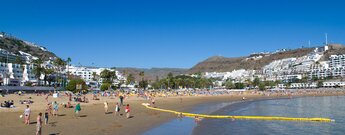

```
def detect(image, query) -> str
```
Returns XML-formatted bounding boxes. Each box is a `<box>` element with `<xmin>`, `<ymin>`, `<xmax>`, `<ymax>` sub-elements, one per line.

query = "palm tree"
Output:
<box><xmin>139</xmin><ymin>71</ymin><xmax>145</xmax><ymax>90</ymax></box>
<box><xmin>92</xmin><ymin>72</ymin><xmax>98</xmax><ymax>81</ymax></box>
<box><xmin>43</xmin><ymin>68</ymin><xmax>54</xmax><ymax>86</ymax></box>
<box><xmin>126</xmin><ymin>74</ymin><xmax>135</xmax><ymax>85</ymax></box>
<box><xmin>66</xmin><ymin>57</ymin><xmax>72</xmax><ymax>82</ymax></box>
<box><xmin>53</xmin><ymin>58</ymin><xmax>66</xmax><ymax>88</ymax></box>
<box><xmin>139</xmin><ymin>71</ymin><xmax>145</xmax><ymax>80</ymax></box>
<box><xmin>33</xmin><ymin>59</ymin><xmax>43</xmax><ymax>86</ymax></box>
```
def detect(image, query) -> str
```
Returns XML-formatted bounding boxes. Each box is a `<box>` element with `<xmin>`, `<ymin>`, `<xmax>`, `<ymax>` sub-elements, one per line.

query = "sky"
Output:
<box><xmin>1</xmin><ymin>0</ymin><xmax>345</xmax><ymax>68</ymax></box>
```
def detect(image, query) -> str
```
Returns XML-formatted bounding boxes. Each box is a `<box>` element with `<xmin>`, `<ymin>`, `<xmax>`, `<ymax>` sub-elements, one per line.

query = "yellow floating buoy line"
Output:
<box><xmin>142</xmin><ymin>103</ymin><xmax>334</xmax><ymax>122</ymax></box>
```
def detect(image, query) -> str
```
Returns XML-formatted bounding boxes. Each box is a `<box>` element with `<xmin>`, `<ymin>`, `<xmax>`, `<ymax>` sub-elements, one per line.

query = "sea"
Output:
<box><xmin>143</xmin><ymin>96</ymin><xmax>345</xmax><ymax>135</ymax></box>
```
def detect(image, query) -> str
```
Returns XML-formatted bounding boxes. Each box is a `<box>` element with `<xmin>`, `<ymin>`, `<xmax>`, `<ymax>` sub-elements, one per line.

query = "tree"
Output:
<box><xmin>317</xmin><ymin>81</ymin><xmax>324</xmax><ymax>88</ymax></box>
<box><xmin>138</xmin><ymin>71</ymin><xmax>148</xmax><ymax>90</ymax></box>
<box><xmin>43</xmin><ymin>68</ymin><xmax>54</xmax><ymax>86</ymax></box>
<box><xmin>100</xmin><ymin>83</ymin><xmax>111</xmax><ymax>91</ymax></box>
<box><xmin>92</xmin><ymin>72</ymin><xmax>98</xmax><ymax>81</ymax></box>
<box><xmin>100</xmin><ymin>69</ymin><xmax>116</xmax><ymax>84</ymax></box>
<box><xmin>33</xmin><ymin>59</ymin><xmax>43</xmax><ymax>86</ymax></box>
<box><xmin>224</xmin><ymin>80</ymin><xmax>235</xmax><ymax>89</ymax></box>
<box><xmin>126</xmin><ymin>74</ymin><xmax>135</xmax><ymax>85</ymax></box>
<box><xmin>167</xmin><ymin>72</ymin><xmax>173</xmax><ymax>79</ymax></box>
<box><xmin>139</xmin><ymin>80</ymin><xmax>149</xmax><ymax>90</ymax></box>
<box><xmin>53</xmin><ymin>58</ymin><xmax>66</xmax><ymax>87</ymax></box>
<box><xmin>253</xmin><ymin>77</ymin><xmax>261</xmax><ymax>87</ymax></box>
<box><xmin>234</xmin><ymin>83</ymin><xmax>245</xmax><ymax>89</ymax></box>
<box><xmin>66</xmin><ymin>78</ymin><xmax>88</xmax><ymax>93</ymax></box>
<box><xmin>66</xmin><ymin>57</ymin><xmax>72</xmax><ymax>84</ymax></box>
<box><xmin>259</xmin><ymin>82</ymin><xmax>266</xmax><ymax>91</ymax></box>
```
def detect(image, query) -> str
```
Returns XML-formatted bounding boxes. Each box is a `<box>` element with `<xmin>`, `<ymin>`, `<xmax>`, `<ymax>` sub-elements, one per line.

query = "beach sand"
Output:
<box><xmin>0</xmin><ymin>90</ymin><xmax>344</xmax><ymax>135</ymax></box>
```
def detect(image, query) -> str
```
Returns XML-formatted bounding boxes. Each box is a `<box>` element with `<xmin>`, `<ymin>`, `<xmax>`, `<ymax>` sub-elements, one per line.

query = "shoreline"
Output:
<box><xmin>0</xmin><ymin>90</ymin><xmax>344</xmax><ymax>135</ymax></box>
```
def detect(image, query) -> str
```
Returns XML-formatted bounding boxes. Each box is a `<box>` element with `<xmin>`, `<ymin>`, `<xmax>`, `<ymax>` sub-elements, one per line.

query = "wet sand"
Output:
<box><xmin>0</xmin><ymin>90</ymin><xmax>344</xmax><ymax>135</ymax></box>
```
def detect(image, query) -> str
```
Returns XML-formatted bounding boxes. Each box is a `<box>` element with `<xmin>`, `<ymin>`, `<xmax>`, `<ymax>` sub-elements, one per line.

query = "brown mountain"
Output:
<box><xmin>319</xmin><ymin>44</ymin><xmax>345</xmax><ymax>61</ymax></box>
<box><xmin>188</xmin><ymin>48</ymin><xmax>315</xmax><ymax>73</ymax></box>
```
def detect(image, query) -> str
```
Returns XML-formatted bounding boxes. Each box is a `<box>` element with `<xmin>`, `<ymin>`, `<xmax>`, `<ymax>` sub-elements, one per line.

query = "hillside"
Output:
<box><xmin>0</xmin><ymin>33</ymin><xmax>57</xmax><ymax>60</ymax></box>
<box><xmin>188</xmin><ymin>48</ymin><xmax>315</xmax><ymax>73</ymax></box>
<box><xmin>117</xmin><ymin>67</ymin><xmax>187</xmax><ymax>81</ymax></box>
<box><xmin>319</xmin><ymin>44</ymin><xmax>345</xmax><ymax>61</ymax></box>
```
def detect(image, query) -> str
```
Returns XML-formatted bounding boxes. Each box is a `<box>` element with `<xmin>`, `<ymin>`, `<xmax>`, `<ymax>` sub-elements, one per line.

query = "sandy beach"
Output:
<box><xmin>0</xmin><ymin>90</ymin><xmax>344</xmax><ymax>135</ymax></box>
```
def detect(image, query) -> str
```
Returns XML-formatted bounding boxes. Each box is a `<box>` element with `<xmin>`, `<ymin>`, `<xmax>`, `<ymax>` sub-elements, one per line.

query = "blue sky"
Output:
<box><xmin>1</xmin><ymin>0</ymin><xmax>345</xmax><ymax>68</ymax></box>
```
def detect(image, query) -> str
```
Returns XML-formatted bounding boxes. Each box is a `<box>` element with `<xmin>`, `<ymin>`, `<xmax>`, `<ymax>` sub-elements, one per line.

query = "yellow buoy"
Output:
<box><xmin>142</xmin><ymin>103</ymin><xmax>334</xmax><ymax>122</ymax></box>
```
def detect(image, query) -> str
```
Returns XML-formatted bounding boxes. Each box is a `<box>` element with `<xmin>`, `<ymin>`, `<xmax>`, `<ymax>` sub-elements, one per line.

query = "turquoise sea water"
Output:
<box><xmin>193</xmin><ymin>96</ymin><xmax>345</xmax><ymax>135</ymax></box>
<box><xmin>144</xmin><ymin>96</ymin><xmax>345</xmax><ymax>135</ymax></box>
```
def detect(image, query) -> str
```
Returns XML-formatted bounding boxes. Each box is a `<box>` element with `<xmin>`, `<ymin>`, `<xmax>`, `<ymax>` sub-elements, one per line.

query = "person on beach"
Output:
<box><xmin>53</xmin><ymin>101</ymin><xmax>58</xmax><ymax>116</ymax></box>
<box><xmin>36</xmin><ymin>113</ymin><xmax>42</xmax><ymax>135</ymax></box>
<box><xmin>115</xmin><ymin>103</ymin><xmax>120</xmax><ymax>116</ymax></box>
<box><xmin>44</xmin><ymin>110</ymin><xmax>49</xmax><ymax>125</ymax></box>
<box><xmin>194</xmin><ymin>116</ymin><xmax>201</xmax><ymax>124</ymax></box>
<box><xmin>177</xmin><ymin>113</ymin><xmax>184</xmax><ymax>121</ymax></box>
<box><xmin>151</xmin><ymin>97</ymin><xmax>155</xmax><ymax>108</ymax></box>
<box><xmin>75</xmin><ymin>103</ymin><xmax>81</xmax><ymax>117</ymax></box>
<box><xmin>47</xmin><ymin>103</ymin><xmax>52</xmax><ymax>116</ymax></box>
<box><xmin>119</xmin><ymin>95</ymin><xmax>124</xmax><ymax>106</ymax></box>
<box><xmin>23</xmin><ymin>105</ymin><xmax>31</xmax><ymax>125</ymax></box>
<box><xmin>125</xmin><ymin>104</ymin><xmax>130</xmax><ymax>119</ymax></box>
<box><xmin>104</xmin><ymin>101</ymin><xmax>109</xmax><ymax>114</ymax></box>
<box><xmin>69</xmin><ymin>93</ymin><xmax>72</xmax><ymax>102</ymax></box>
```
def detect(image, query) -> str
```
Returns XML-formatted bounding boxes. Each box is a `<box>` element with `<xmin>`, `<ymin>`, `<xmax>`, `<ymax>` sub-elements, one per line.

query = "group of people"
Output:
<box><xmin>0</xmin><ymin>100</ymin><xmax>14</xmax><ymax>108</ymax></box>
<box><xmin>104</xmin><ymin>101</ymin><xmax>131</xmax><ymax>119</ymax></box>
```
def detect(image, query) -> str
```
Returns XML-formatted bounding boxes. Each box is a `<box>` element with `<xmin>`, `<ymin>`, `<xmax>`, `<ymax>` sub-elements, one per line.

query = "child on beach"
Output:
<box><xmin>125</xmin><ymin>104</ymin><xmax>130</xmax><ymax>119</ymax></box>
<box><xmin>115</xmin><ymin>103</ymin><xmax>120</xmax><ymax>116</ymax></box>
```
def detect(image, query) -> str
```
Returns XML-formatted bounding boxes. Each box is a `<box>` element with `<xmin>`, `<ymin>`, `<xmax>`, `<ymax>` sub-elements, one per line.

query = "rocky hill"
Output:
<box><xmin>188</xmin><ymin>47</ymin><xmax>315</xmax><ymax>73</ymax></box>
<box><xmin>319</xmin><ymin>44</ymin><xmax>345</xmax><ymax>61</ymax></box>
<box><xmin>0</xmin><ymin>33</ymin><xmax>57</xmax><ymax>61</ymax></box>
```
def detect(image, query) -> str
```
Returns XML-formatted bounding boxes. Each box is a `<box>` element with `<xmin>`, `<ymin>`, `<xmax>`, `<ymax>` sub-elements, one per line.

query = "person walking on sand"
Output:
<box><xmin>125</xmin><ymin>104</ymin><xmax>130</xmax><ymax>119</ymax></box>
<box><xmin>23</xmin><ymin>105</ymin><xmax>31</xmax><ymax>125</ymax></box>
<box><xmin>47</xmin><ymin>103</ymin><xmax>52</xmax><ymax>116</ymax></box>
<box><xmin>53</xmin><ymin>101</ymin><xmax>59</xmax><ymax>117</ymax></box>
<box><xmin>44</xmin><ymin>110</ymin><xmax>49</xmax><ymax>125</ymax></box>
<box><xmin>36</xmin><ymin>113</ymin><xmax>42</xmax><ymax>135</ymax></box>
<box><xmin>151</xmin><ymin>97</ymin><xmax>155</xmax><ymax>108</ymax></box>
<box><xmin>115</xmin><ymin>103</ymin><xmax>120</xmax><ymax>116</ymax></box>
<box><xmin>104</xmin><ymin>101</ymin><xmax>108</xmax><ymax>114</ymax></box>
<box><xmin>119</xmin><ymin>95</ymin><xmax>124</xmax><ymax>106</ymax></box>
<box><xmin>75</xmin><ymin>103</ymin><xmax>81</xmax><ymax>118</ymax></box>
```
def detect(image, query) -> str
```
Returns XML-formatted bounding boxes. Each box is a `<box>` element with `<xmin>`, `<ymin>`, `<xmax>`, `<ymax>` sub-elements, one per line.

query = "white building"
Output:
<box><xmin>323</xmin><ymin>81</ymin><xmax>345</xmax><ymax>87</ymax></box>
<box><xmin>290</xmin><ymin>83</ymin><xmax>317</xmax><ymax>89</ymax></box>
<box><xmin>277</xmin><ymin>74</ymin><xmax>302</xmax><ymax>83</ymax></box>
<box><xmin>309</xmin><ymin>54</ymin><xmax>345</xmax><ymax>79</ymax></box>
<box><xmin>0</xmin><ymin>62</ymin><xmax>37</xmax><ymax>86</ymax></box>
<box><xmin>204</xmin><ymin>69</ymin><xmax>256</xmax><ymax>82</ymax></box>
<box><xmin>67</xmin><ymin>66</ymin><xmax>126</xmax><ymax>88</ymax></box>
<box><xmin>329</xmin><ymin>55</ymin><xmax>345</xmax><ymax>68</ymax></box>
